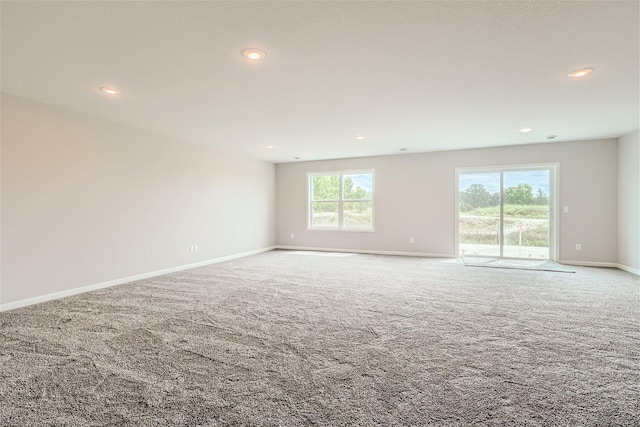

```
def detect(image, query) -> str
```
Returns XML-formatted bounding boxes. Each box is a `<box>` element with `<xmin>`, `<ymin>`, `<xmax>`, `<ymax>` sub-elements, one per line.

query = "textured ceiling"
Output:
<box><xmin>1</xmin><ymin>1</ymin><xmax>638</xmax><ymax>163</ymax></box>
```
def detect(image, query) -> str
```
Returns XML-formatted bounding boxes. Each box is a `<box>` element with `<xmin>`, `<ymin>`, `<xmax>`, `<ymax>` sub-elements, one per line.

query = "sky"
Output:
<box><xmin>348</xmin><ymin>173</ymin><xmax>374</xmax><ymax>192</ymax></box>
<box><xmin>459</xmin><ymin>170</ymin><xmax>550</xmax><ymax>195</ymax></box>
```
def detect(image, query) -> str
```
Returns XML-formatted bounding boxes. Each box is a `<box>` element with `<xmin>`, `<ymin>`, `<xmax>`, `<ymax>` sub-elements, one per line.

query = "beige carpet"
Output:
<box><xmin>0</xmin><ymin>250</ymin><xmax>638</xmax><ymax>425</ymax></box>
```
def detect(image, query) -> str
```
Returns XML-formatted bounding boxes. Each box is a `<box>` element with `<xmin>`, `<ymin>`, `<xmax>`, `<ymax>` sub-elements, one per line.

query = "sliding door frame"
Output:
<box><xmin>455</xmin><ymin>163</ymin><xmax>559</xmax><ymax>261</ymax></box>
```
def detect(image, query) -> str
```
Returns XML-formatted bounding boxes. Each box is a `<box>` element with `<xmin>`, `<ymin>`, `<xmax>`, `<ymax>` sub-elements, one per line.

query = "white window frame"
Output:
<box><xmin>307</xmin><ymin>169</ymin><xmax>375</xmax><ymax>232</ymax></box>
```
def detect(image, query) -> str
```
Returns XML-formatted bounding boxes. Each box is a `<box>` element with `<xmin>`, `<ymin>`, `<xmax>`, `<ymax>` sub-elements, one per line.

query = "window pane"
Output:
<box><xmin>343</xmin><ymin>201</ymin><xmax>373</xmax><ymax>229</ymax></box>
<box><xmin>343</xmin><ymin>173</ymin><xmax>373</xmax><ymax>200</ymax></box>
<box><xmin>311</xmin><ymin>202</ymin><xmax>339</xmax><ymax>227</ymax></box>
<box><xmin>312</xmin><ymin>175</ymin><xmax>340</xmax><ymax>200</ymax></box>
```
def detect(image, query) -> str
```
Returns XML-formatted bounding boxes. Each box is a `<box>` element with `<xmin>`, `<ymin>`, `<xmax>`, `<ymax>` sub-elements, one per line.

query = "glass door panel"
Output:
<box><xmin>458</xmin><ymin>172</ymin><xmax>501</xmax><ymax>257</ymax></box>
<box><xmin>502</xmin><ymin>170</ymin><xmax>550</xmax><ymax>259</ymax></box>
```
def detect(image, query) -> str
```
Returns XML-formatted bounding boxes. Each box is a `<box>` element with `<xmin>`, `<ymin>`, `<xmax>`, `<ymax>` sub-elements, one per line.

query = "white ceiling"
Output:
<box><xmin>1</xmin><ymin>1</ymin><xmax>638</xmax><ymax>163</ymax></box>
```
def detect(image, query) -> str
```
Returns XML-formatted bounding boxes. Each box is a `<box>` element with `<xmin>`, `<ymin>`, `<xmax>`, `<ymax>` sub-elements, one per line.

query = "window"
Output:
<box><xmin>308</xmin><ymin>170</ymin><xmax>374</xmax><ymax>230</ymax></box>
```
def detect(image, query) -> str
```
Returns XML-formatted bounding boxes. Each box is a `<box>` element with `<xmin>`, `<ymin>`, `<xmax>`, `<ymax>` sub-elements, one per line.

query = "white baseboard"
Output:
<box><xmin>615</xmin><ymin>263</ymin><xmax>640</xmax><ymax>276</ymax></box>
<box><xmin>560</xmin><ymin>260</ymin><xmax>639</xmax><ymax>275</ymax></box>
<box><xmin>559</xmin><ymin>260</ymin><xmax>619</xmax><ymax>268</ymax></box>
<box><xmin>276</xmin><ymin>245</ymin><xmax>454</xmax><ymax>258</ymax></box>
<box><xmin>3</xmin><ymin>246</ymin><xmax>633</xmax><ymax>312</ymax></box>
<box><xmin>0</xmin><ymin>246</ymin><xmax>276</xmax><ymax>312</ymax></box>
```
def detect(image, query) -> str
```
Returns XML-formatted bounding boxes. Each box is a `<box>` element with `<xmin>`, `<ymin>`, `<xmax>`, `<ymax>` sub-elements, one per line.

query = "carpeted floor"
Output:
<box><xmin>462</xmin><ymin>257</ymin><xmax>576</xmax><ymax>273</ymax></box>
<box><xmin>0</xmin><ymin>250</ymin><xmax>638</xmax><ymax>426</ymax></box>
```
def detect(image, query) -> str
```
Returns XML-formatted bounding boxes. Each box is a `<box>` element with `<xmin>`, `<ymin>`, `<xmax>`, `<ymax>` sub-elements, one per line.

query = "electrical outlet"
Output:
<box><xmin>576</xmin><ymin>243</ymin><xmax>582</xmax><ymax>251</ymax></box>
<box><xmin>194</xmin><ymin>245</ymin><xmax>198</xmax><ymax>253</ymax></box>
<box><xmin>190</xmin><ymin>245</ymin><xmax>194</xmax><ymax>253</ymax></box>
<box><xmin>410</xmin><ymin>237</ymin><xmax>415</xmax><ymax>244</ymax></box>
<box><xmin>563</xmin><ymin>206</ymin><xmax>569</xmax><ymax>213</ymax></box>
<box><xmin>290</xmin><ymin>233</ymin><xmax>294</xmax><ymax>239</ymax></box>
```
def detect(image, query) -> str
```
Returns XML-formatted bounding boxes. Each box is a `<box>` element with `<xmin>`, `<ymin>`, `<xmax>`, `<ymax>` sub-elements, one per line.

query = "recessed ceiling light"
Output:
<box><xmin>242</xmin><ymin>48</ymin><xmax>266</xmax><ymax>60</ymax></box>
<box><xmin>520</xmin><ymin>127</ymin><xmax>533</xmax><ymax>133</ymax></box>
<box><xmin>266</xmin><ymin>145</ymin><xmax>274</xmax><ymax>149</ymax></box>
<box><xmin>100</xmin><ymin>87</ymin><xmax>121</xmax><ymax>95</ymax></box>
<box><xmin>568</xmin><ymin>68</ymin><xmax>594</xmax><ymax>78</ymax></box>
<box><xmin>400</xmin><ymin>148</ymin><xmax>407</xmax><ymax>151</ymax></box>
<box><xmin>546</xmin><ymin>135</ymin><xmax>557</xmax><ymax>140</ymax></box>
<box><xmin>294</xmin><ymin>157</ymin><xmax>301</xmax><ymax>160</ymax></box>
<box><xmin>355</xmin><ymin>136</ymin><xmax>365</xmax><ymax>141</ymax></box>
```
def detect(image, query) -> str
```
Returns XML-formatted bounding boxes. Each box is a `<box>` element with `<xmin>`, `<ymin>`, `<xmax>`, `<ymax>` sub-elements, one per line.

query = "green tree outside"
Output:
<box><xmin>504</xmin><ymin>183</ymin><xmax>534</xmax><ymax>205</ymax></box>
<box><xmin>313</xmin><ymin>175</ymin><xmax>372</xmax><ymax>200</ymax></box>
<box><xmin>535</xmin><ymin>187</ymin><xmax>549</xmax><ymax>206</ymax></box>
<box><xmin>343</xmin><ymin>176</ymin><xmax>371</xmax><ymax>200</ymax></box>
<box><xmin>460</xmin><ymin>184</ymin><xmax>494</xmax><ymax>212</ymax></box>
<box><xmin>312</xmin><ymin>175</ymin><xmax>340</xmax><ymax>200</ymax></box>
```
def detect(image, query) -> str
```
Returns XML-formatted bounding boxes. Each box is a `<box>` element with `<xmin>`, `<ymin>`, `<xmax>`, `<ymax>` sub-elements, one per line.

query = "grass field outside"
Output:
<box><xmin>460</xmin><ymin>204</ymin><xmax>549</xmax><ymax>258</ymax></box>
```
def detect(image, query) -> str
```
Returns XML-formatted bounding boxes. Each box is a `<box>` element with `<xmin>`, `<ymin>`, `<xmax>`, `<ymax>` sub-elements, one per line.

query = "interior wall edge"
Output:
<box><xmin>614</xmin><ymin>263</ymin><xmax>640</xmax><ymax>276</ymax></box>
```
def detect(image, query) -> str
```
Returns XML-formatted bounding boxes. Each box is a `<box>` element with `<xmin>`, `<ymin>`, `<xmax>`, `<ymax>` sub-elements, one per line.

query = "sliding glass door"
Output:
<box><xmin>457</xmin><ymin>165</ymin><xmax>556</xmax><ymax>260</ymax></box>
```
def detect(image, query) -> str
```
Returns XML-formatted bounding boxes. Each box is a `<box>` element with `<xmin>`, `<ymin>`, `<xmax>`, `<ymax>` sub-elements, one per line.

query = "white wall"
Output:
<box><xmin>276</xmin><ymin>139</ymin><xmax>619</xmax><ymax>264</ymax></box>
<box><xmin>1</xmin><ymin>94</ymin><xmax>276</xmax><ymax>306</ymax></box>
<box><xmin>617</xmin><ymin>130</ymin><xmax>640</xmax><ymax>273</ymax></box>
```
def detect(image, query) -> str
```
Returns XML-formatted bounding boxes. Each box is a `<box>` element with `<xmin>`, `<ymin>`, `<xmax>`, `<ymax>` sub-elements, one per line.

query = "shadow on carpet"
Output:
<box><xmin>463</xmin><ymin>257</ymin><xmax>576</xmax><ymax>273</ymax></box>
